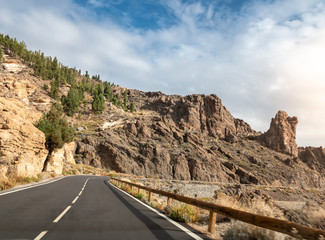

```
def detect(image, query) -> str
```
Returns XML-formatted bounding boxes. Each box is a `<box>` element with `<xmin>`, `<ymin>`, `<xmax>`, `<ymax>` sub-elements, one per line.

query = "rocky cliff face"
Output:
<box><xmin>0</xmin><ymin>97</ymin><xmax>48</xmax><ymax>180</ymax></box>
<box><xmin>129</xmin><ymin>91</ymin><xmax>255</xmax><ymax>139</ymax></box>
<box><xmin>259</xmin><ymin>111</ymin><xmax>298</xmax><ymax>157</ymax></box>
<box><xmin>299</xmin><ymin>147</ymin><xmax>325</xmax><ymax>172</ymax></box>
<box><xmin>75</xmin><ymin>93</ymin><xmax>325</xmax><ymax>187</ymax></box>
<box><xmin>0</xmin><ymin>48</ymin><xmax>53</xmax><ymax>180</ymax></box>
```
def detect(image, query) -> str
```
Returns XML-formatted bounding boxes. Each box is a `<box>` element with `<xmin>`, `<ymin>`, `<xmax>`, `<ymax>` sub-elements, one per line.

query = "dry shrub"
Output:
<box><xmin>309</xmin><ymin>208</ymin><xmax>325</xmax><ymax>230</ymax></box>
<box><xmin>214</xmin><ymin>192</ymin><xmax>284</xmax><ymax>220</ymax></box>
<box><xmin>223</xmin><ymin>222</ymin><xmax>294</xmax><ymax>240</ymax></box>
<box><xmin>214</xmin><ymin>193</ymin><xmax>243</xmax><ymax>209</ymax></box>
<box><xmin>0</xmin><ymin>179</ymin><xmax>13</xmax><ymax>190</ymax></box>
<box><xmin>223</xmin><ymin>222</ymin><xmax>276</xmax><ymax>240</ymax></box>
<box><xmin>0</xmin><ymin>174</ymin><xmax>43</xmax><ymax>191</ymax></box>
<box><xmin>166</xmin><ymin>204</ymin><xmax>199</xmax><ymax>223</ymax></box>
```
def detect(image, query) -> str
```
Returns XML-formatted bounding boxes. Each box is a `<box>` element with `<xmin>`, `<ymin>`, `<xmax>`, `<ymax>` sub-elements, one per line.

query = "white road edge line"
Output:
<box><xmin>108</xmin><ymin>181</ymin><xmax>203</xmax><ymax>240</ymax></box>
<box><xmin>53</xmin><ymin>206</ymin><xmax>71</xmax><ymax>223</ymax></box>
<box><xmin>34</xmin><ymin>230</ymin><xmax>48</xmax><ymax>240</ymax></box>
<box><xmin>0</xmin><ymin>177</ymin><xmax>67</xmax><ymax>196</ymax></box>
<box><xmin>72</xmin><ymin>196</ymin><xmax>79</xmax><ymax>204</ymax></box>
<box><xmin>78</xmin><ymin>191</ymin><xmax>83</xmax><ymax>196</ymax></box>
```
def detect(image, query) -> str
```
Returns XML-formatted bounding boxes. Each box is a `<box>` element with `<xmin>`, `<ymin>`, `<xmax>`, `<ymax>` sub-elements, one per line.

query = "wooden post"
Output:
<box><xmin>167</xmin><ymin>197</ymin><xmax>172</xmax><ymax>207</ymax></box>
<box><xmin>148</xmin><ymin>191</ymin><xmax>152</xmax><ymax>202</ymax></box>
<box><xmin>208</xmin><ymin>211</ymin><xmax>216</xmax><ymax>233</ymax></box>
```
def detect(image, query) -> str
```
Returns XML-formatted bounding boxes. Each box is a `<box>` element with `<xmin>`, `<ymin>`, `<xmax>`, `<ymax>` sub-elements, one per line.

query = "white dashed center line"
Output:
<box><xmin>33</xmin><ymin>178</ymin><xmax>91</xmax><ymax>239</ymax></box>
<box><xmin>53</xmin><ymin>206</ymin><xmax>71</xmax><ymax>223</ymax></box>
<box><xmin>72</xmin><ymin>195</ymin><xmax>79</xmax><ymax>204</ymax></box>
<box><xmin>34</xmin><ymin>230</ymin><xmax>48</xmax><ymax>240</ymax></box>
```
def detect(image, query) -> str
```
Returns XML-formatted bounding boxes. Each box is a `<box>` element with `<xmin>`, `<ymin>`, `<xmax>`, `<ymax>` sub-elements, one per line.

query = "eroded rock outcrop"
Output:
<box><xmin>0</xmin><ymin>97</ymin><xmax>48</xmax><ymax>180</ymax></box>
<box><xmin>260</xmin><ymin>111</ymin><xmax>298</xmax><ymax>157</ymax></box>
<box><xmin>46</xmin><ymin>142</ymin><xmax>76</xmax><ymax>175</ymax></box>
<box><xmin>131</xmin><ymin>91</ymin><xmax>255</xmax><ymax>139</ymax></box>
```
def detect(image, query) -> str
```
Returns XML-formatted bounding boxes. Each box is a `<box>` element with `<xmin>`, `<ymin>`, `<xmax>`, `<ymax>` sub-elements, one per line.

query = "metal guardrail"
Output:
<box><xmin>111</xmin><ymin>178</ymin><xmax>325</xmax><ymax>239</ymax></box>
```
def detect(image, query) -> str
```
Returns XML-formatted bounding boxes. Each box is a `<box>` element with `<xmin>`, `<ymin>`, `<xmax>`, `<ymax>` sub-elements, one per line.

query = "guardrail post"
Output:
<box><xmin>167</xmin><ymin>197</ymin><xmax>172</xmax><ymax>207</ymax></box>
<box><xmin>148</xmin><ymin>191</ymin><xmax>152</xmax><ymax>202</ymax></box>
<box><xmin>208</xmin><ymin>211</ymin><xmax>216</xmax><ymax>233</ymax></box>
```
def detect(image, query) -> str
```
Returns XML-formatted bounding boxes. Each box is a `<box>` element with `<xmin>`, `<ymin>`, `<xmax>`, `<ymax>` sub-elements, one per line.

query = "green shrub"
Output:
<box><xmin>135</xmin><ymin>192</ymin><xmax>145</xmax><ymax>200</ymax></box>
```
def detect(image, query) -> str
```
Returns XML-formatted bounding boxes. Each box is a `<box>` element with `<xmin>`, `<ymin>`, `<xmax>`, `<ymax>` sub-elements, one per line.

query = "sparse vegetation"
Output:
<box><xmin>0</xmin><ymin>174</ymin><xmax>43</xmax><ymax>191</ymax></box>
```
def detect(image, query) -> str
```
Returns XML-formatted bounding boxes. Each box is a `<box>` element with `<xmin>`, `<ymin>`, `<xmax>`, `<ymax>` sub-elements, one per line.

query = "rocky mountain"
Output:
<box><xmin>0</xmin><ymin>45</ymin><xmax>324</xmax><ymax>188</ymax></box>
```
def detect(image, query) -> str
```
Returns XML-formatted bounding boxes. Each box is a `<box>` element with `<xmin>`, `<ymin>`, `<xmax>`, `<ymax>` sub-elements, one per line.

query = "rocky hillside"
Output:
<box><xmin>0</xmin><ymin>45</ymin><xmax>324</xmax><ymax>188</ymax></box>
<box><xmin>0</xmin><ymin>47</ymin><xmax>74</xmax><ymax>182</ymax></box>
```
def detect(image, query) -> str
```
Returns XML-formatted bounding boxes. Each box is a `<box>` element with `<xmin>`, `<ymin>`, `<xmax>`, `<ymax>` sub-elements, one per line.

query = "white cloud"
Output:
<box><xmin>0</xmin><ymin>0</ymin><xmax>325</xmax><ymax>146</ymax></box>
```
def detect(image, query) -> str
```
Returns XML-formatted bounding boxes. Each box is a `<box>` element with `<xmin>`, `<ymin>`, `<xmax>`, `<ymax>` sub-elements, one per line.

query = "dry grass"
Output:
<box><xmin>0</xmin><ymin>174</ymin><xmax>43</xmax><ymax>191</ymax></box>
<box><xmin>222</xmin><ymin>221</ymin><xmax>296</xmax><ymax>240</ymax></box>
<box><xmin>166</xmin><ymin>203</ymin><xmax>200</xmax><ymax>223</ymax></box>
<box><xmin>213</xmin><ymin>192</ymin><xmax>284</xmax><ymax>219</ymax></box>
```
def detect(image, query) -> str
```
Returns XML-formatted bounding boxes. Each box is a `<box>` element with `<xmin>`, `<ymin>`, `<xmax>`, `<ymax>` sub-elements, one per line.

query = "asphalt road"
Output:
<box><xmin>0</xmin><ymin>175</ymin><xmax>208</xmax><ymax>240</ymax></box>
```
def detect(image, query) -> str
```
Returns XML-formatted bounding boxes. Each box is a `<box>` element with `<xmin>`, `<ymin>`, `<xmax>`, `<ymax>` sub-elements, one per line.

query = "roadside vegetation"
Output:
<box><xmin>110</xmin><ymin>177</ymin><xmax>325</xmax><ymax>240</ymax></box>
<box><xmin>0</xmin><ymin>174</ymin><xmax>43</xmax><ymax>191</ymax></box>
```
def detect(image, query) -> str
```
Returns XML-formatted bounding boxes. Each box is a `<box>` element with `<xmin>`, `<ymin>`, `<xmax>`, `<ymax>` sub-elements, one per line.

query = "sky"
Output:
<box><xmin>0</xmin><ymin>0</ymin><xmax>324</xmax><ymax>147</ymax></box>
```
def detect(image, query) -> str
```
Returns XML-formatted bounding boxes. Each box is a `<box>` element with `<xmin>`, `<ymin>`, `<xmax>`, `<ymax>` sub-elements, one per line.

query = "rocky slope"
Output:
<box><xmin>0</xmin><ymin>46</ymin><xmax>324</xmax><ymax>189</ymax></box>
<box><xmin>0</xmin><ymin>47</ymin><xmax>73</xmax><ymax>181</ymax></box>
<box><xmin>74</xmin><ymin>92</ymin><xmax>325</xmax><ymax>187</ymax></box>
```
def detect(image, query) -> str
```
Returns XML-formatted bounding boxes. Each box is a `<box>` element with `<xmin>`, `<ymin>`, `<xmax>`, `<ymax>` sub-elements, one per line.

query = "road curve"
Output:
<box><xmin>0</xmin><ymin>175</ymin><xmax>208</xmax><ymax>240</ymax></box>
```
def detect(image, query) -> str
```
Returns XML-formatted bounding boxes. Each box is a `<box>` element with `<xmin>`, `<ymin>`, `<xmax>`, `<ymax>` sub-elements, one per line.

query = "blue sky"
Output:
<box><xmin>0</xmin><ymin>0</ymin><xmax>325</xmax><ymax>147</ymax></box>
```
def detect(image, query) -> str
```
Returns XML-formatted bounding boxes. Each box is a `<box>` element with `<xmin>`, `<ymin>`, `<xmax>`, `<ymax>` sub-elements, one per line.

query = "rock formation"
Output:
<box><xmin>46</xmin><ymin>142</ymin><xmax>76</xmax><ymax>175</ymax></box>
<box><xmin>260</xmin><ymin>111</ymin><xmax>298</xmax><ymax>157</ymax></box>
<box><xmin>0</xmin><ymin>97</ymin><xmax>48</xmax><ymax>180</ymax></box>
<box><xmin>0</xmin><ymin>49</ymin><xmax>52</xmax><ymax>180</ymax></box>
<box><xmin>299</xmin><ymin>147</ymin><xmax>325</xmax><ymax>171</ymax></box>
<box><xmin>133</xmin><ymin>92</ymin><xmax>255</xmax><ymax>139</ymax></box>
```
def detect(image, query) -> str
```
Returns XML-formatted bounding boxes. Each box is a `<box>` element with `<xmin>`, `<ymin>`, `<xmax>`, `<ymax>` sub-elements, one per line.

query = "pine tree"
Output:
<box><xmin>61</xmin><ymin>85</ymin><xmax>81</xmax><ymax>116</ymax></box>
<box><xmin>123</xmin><ymin>89</ymin><xmax>128</xmax><ymax>110</ymax></box>
<box><xmin>104</xmin><ymin>82</ymin><xmax>113</xmax><ymax>101</ymax></box>
<box><xmin>50</xmin><ymin>79</ymin><xmax>59</xmax><ymax>99</ymax></box>
<box><xmin>36</xmin><ymin>103</ymin><xmax>75</xmax><ymax>153</ymax></box>
<box><xmin>130</xmin><ymin>101</ymin><xmax>135</xmax><ymax>112</ymax></box>
<box><xmin>92</xmin><ymin>86</ymin><xmax>105</xmax><ymax>114</ymax></box>
<box><xmin>36</xmin><ymin>103</ymin><xmax>75</xmax><ymax>171</ymax></box>
<box><xmin>0</xmin><ymin>48</ymin><xmax>3</xmax><ymax>63</ymax></box>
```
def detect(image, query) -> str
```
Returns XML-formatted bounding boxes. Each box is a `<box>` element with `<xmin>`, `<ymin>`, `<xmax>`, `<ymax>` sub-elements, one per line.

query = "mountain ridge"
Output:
<box><xmin>0</xmin><ymin>41</ymin><xmax>324</xmax><ymax>189</ymax></box>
